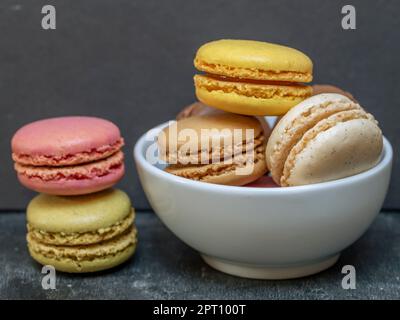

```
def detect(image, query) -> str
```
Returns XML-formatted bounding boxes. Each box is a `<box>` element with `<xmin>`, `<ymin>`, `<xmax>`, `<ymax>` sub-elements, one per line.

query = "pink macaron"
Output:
<box><xmin>244</xmin><ymin>175</ymin><xmax>279</xmax><ymax>188</ymax></box>
<box><xmin>12</xmin><ymin>116</ymin><xmax>125</xmax><ymax>195</ymax></box>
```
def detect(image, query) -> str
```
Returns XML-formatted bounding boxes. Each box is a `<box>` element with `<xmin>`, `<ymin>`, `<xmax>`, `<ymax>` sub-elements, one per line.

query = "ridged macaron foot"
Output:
<box><xmin>157</xmin><ymin>113</ymin><xmax>268</xmax><ymax>186</ymax></box>
<box><xmin>266</xmin><ymin>93</ymin><xmax>383</xmax><ymax>186</ymax></box>
<box><xmin>193</xmin><ymin>39</ymin><xmax>313</xmax><ymax>116</ymax></box>
<box><xmin>175</xmin><ymin>101</ymin><xmax>272</xmax><ymax>139</ymax></box>
<box><xmin>11</xmin><ymin>116</ymin><xmax>125</xmax><ymax>195</ymax></box>
<box><xmin>26</xmin><ymin>189</ymin><xmax>137</xmax><ymax>273</ymax></box>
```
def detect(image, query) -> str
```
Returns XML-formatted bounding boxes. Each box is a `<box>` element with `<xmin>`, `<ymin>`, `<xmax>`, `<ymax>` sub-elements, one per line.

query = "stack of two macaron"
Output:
<box><xmin>166</xmin><ymin>40</ymin><xmax>383</xmax><ymax>187</ymax></box>
<box><xmin>11</xmin><ymin>116</ymin><xmax>137</xmax><ymax>273</ymax></box>
<box><xmin>192</xmin><ymin>40</ymin><xmax>383</xmax><ymax>187</ymax></box>
<box><xmin>159</xmin><ymin>39</ymin><xmax>314</xmax><ymax>185</ymax></box>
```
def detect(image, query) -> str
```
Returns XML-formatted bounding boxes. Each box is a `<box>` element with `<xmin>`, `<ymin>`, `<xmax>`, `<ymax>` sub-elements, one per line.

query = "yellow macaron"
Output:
<box><xmin>194</xmin><ymin>39</ymin><xmax>313</xmax><ymax>116</ymax></box>
<box><xmin>26</xmin><ymin>189</ymin><xmax>137</xmax><ymax>273</ymax></box>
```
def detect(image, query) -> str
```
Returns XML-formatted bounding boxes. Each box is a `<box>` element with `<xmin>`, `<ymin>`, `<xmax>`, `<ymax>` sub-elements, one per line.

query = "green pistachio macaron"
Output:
<box><xmin>26</xmin><ymin>189</ymin><xmax>137</xmax><ymax>273</ymax></box>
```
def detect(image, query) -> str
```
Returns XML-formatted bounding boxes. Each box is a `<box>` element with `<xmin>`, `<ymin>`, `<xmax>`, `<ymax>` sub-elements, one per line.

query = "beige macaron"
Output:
<box><xmin>158</xmin><ymin>113</ymin><xmax>268</xmax><ymax>186</ymax></box>
<box><xmin>266</xmin><ymin>93</ymin><xmax>383</xmax><ymax>186</ymax></box>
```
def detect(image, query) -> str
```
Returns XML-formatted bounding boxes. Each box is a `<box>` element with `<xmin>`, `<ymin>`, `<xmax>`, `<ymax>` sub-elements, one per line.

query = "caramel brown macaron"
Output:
<box><xmin>271</xmin><ymin>84</ymin><xmax>358</xmax><ymax>130</ymax></box>
<box><xmin>176</xmin><ymin>101</ymin><xmax>224</xmax><ymax>120</ymax></box>
<box><xmin>312</xmin><ymin>84</ymin><xmax>357</xmax><ymax>102</ymax></box>
<box><xmin>158</xmin><ymin>114</ymin><xmax>268</xmax><ymax>186</ymax></box>
<box><xmin>266</xmin><ymin>93</ymin><xmax>383</xmax><ymax>186</ymax></box>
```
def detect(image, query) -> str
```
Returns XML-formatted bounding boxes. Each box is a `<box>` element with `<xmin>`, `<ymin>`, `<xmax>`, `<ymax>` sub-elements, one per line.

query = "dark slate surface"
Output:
<box><xmin>0</xmin><ymin>0</ymin><xmax>399</xmax><ymax>210</ymax></box>
<box><xmin>1</xmin><ymin>211</ymin><xmax>399</xmax><ymax>300</ymax></box>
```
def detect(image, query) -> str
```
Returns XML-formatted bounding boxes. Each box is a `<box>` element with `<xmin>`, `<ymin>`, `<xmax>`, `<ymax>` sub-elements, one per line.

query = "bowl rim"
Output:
<box><xmin>134</xmin><ymin>121</ymin><xmax>393</xmax><ymax>194</ymax></box>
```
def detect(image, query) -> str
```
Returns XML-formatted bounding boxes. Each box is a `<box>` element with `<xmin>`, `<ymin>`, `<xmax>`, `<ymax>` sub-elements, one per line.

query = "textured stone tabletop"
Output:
<box><xmin>0</xmin><ymin>211</ymin><xmax>399</xmax><ymax>300</ymax></box>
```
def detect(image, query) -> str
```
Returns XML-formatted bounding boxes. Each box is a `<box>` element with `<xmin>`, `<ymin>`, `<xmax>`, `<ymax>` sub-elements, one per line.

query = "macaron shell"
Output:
<box><xmin>194</xmin><ymin>74</ymin><xmax>312</xmax><ymax>116</ymax></box>
<box><xmin>282</xmin><ymin>118</ymin><xmax>383</xmax><ymax>186</ymax></box>
<box><xmin>166</xmin><ymin>151</ymin><xmax>267</xmax><ymax>186</ymax></box>
<box><xmin>194</xmin><ymin>39</ymin><xmax>313</xmax><ymax>81</ymax></box>
<box><xmin>29</xmin><ymin>243</ymin><xmax>136</xmax><ymax>273</ymax></box>
<box><xmin>266</xmin><ymin>93</ymin><xmax>361</xmax><ymax>183</ymax></box>
<box><xmin>158</xmin><ymin>113</ymin><xmax>264</xmax><ymax>163</ymax></box>
<box><xmin>27</xmin><ymin>189</ymin><xmax>132</xmax><ymax>233</ymax></box>
<box><xmin>16</xmin><ymin>150</ymin><xmax>124</xmax><ymax>181</ymax></box>
<box><xmin>27</xmin><ymin>227</ymin><xmax>137</xmax><ymax>273</ymax></box>
<box><xmin>174</xmin><ymin>102</ymin><xmax>272</xmax><ymax>143</ymax></box>
<box><xmin>195</xmin><ymin>85</ymin><xmax>307</xmax><ymax>116</ymax></box>
<box><xmin>12</xmin><ymin>116</ymin><xmax>122</xmax><ymax>166</ymax></box>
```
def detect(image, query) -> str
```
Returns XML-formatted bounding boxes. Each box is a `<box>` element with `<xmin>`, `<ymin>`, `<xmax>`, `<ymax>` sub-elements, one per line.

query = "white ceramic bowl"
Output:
<box><xmin>134</xmin><ymin>123</ymin><xmax>393</xmax><ymax>279</ymax></box>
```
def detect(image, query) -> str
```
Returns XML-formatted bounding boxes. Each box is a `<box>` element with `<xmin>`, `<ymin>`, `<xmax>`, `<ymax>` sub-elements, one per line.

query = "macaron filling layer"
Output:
<box><xmin>27</xmin><ymin>227</ymin><xmax>137</xmax><ymax>262</ymax></box>
<box><xmin>194</xmin><ymin>75</ymin><xmax>312</xmax><ymax>100</ymax></box>
<box><xmin>15</xmin><ymin>151</ymin><xmax>124</xmax><ymax>182</ymax></box>
<box><xmin>194</xmin><ymin>59</ymin><xmax>313</xmax><ymax>82</ymax></box>
<box><xmin>12</xmin><ymin>138</ymin><xmax>124</xmax><ymax>167</ymax></box>
<box><xmin>28</xmin><ymin>209</ymin><xmax>135</xmax><ymax>246</ymax></box>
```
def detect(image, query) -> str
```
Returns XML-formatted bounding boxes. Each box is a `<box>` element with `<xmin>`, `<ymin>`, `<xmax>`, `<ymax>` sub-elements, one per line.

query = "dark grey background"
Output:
<box><xmin>0</xmin><ymin>0</ymin><xmax>398</xmax><ymax>210</ymax></box>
